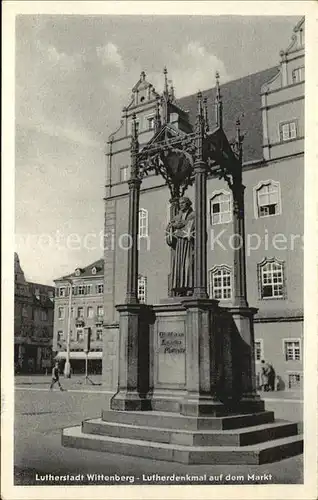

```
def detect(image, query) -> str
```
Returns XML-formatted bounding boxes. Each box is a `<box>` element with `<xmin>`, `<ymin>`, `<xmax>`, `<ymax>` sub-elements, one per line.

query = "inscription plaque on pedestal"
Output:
<box><xmin>155</xmin><ymin>318</ymin><xmax>186</xmax><ymax>387</ymax></box>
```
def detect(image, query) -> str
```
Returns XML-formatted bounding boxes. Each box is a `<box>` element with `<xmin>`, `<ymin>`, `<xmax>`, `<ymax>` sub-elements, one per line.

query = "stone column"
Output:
<box><xmin>111</xmin><ymin>113</ymin><xmax>151</xmax><ymax>411</ymax></box>
<box><xmin>232</xmin><ymin>182</ymin><xmax>248</xmax><ymax>308</ymax></box>
<box><xmin>126</xmin><ymin>113</ymin><xmax>141</xmax><ymax>304</ymax></box>
<box><xmin>125</xmin><ymin>176</ymin><xmax>141</xmax><ymax>304</ymax></box>
<box><xmin>227</xmin><ymin>166</ymin><xmax>262</xmax><ymax>410</ymax></box>
<box><xmin>193</xmin><ymin>160</ymin><xmax>208</xmax><ymax>299</ymax></box>
<box><xmin>193</xmin><ymin>91</ymin><xmax>208</xmax><ymax>300</ymax></box>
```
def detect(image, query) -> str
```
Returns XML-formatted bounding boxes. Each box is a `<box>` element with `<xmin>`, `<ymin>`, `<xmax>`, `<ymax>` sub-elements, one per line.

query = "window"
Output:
<box><xmin>86</xmin><ymin>284</ymin><xmax>92</xmax><ymax>295</ymax></box>
<box><xmin>284</xmin><ymin>340</ymin><xmax>301</xmax><ymax>361</ymax></box>
<box><xmin>71</xmin><ymin>307</ymin><xmax>74</xmax><ymax>318</ymax></box>
<box><xmin>72</xmin><ymin>286</ymin><xmax>77</xmax><ymax>296</ymax></box>
<box><xmin>22</xmin><ymin>306</ymin><xmax>28</xmax><ymax>318</ymax></box>
<box><xmin>97</xmin><ymin>305</ymin><xmax>104</xmax><ymax>317</ymax></box>
<box><xmin>57</xmin><ymin>331</ymin><xmax>63</xmax><ymax>342</ymax></box>
<box><xmin>87</xmin><ymin>306</ymin><xmax>94</xmax><ymax>318</ymax></box>
<box><xmin>35</xmin><ymin>288</ymin><xmax>40</xmax><ymax>299</ymax></box>
<box><xmin>279</xmin><ymin>121</ymin><xmax>297</xmax><ymax>142</ymax></box>
<box><xmin>254</xmin><ymin>340</ymin><xmax>264</xmax><ymax>362</ymax></box>
<box><xmin>292</xmin><ymin>66</ymin><xmax>304</xmax><ymax>84</ymax></box>
<box><xmin>58</xmin><ymin>306</ymin><xmax>65</xmax><ymax>320</ymax></box>
<box><xmin>139</xmin><ymin>208</ymin><xmax>148</xmax><ymax>237</ymax></box>
<box><xmin>147</xmin><ymin>116</ymin><xmax>155</xmax><ymax>130</ymax></box>
<box><xmin>254</xmin><ymin>181</ymin><xmax>281</xmax><ymax>218</ymax></box>
<box><xmin>288</xmin><ymin>373</ymin><xmax>302</xmax><ymax>389</ymax></box>
<box><xmin>59</xmin><ymin>287</ymin><xmax>66</xmax><ymax>297</ymax></box>
<box><xmin>258</xmin><ymin>258</ymin><xmax>285</xmax><ymax>299</ymax></box>
<box><xmin>120</xmin><ymin>166</ymin><xmax>129</xmax><ymax>182</ymax></box>
<box><xmin>209</xmin><ymin>266</ymin><xmax>232</xmax><ymax>300</ymax></box>
<box><xmin>77</xmin><ymin>329</ymin><xmax>84</xmax><ymax>342</ymax></box>
<box><xmin>96</xmin><ymin>329</ymin><xmax>103</xmax><ymax>341</ymax></box>
<box><xmin>41</xmin><ymin>310</ymin><xmax>48</xmax><ymax>321</ymax></box>
<box><xmin>138</xmin><ymin>276</ymin><xmax>147</xmax><ymax>304</ymax></box>
<box><xmin>78</xmin><ymin>285</ymin><xmax>85</xmax><ymax>296</ymax></box>
<box><xmin>210</xmin><ymin>191</ymin><xmax>231</xmax><ymax>225</ymax></box>
<box><xmin>96</xmin><ymin>284</ymin><xmax>104</xmax><ymax>294</ymax></box>
<box><xmin>77</xmin><ymin>307</ymin><xmax>84</xmax><ymax>318</ymax></box>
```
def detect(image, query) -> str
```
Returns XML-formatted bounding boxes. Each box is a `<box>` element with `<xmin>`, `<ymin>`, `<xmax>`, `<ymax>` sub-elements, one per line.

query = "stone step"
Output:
<box><xmin>101</xmin><ymin>409</ymin><xmax>275</xmax><ymax>430</ymax></box>
<box><xmin>62</xmin><ymin>426</ymin><xmax>303</xmax><ymax>465</ymax></box>
<box><xmin>82</xmin><ymin>418</ymin><xmax>298</xmax><ymax>447</ymax></box>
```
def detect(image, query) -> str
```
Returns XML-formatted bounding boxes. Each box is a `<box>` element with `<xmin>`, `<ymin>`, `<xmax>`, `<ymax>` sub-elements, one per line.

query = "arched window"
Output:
<box><xmin>257</xmin><ymin>258</ymin><xmax>285</xmax><ymax>299</ymax></box>
<box><xmin>137</xmin><ymin>275</ymin><xmax>147</xmax><ymax>304</ymax></box>
<box><xmin>209</xmin><ymin>265</ymin><xmax>232</xmax><ymax>300</ymax></box>
<box><xmin>210</xmin><ymin>191</ymin><xmax>232</xmax><ymax>225</ymax></box>
<box><xmin>254</xmin><ymin>180</ymin><xmax>281</xmax><ymax>218</ymax></box>
<box><xmin>139</xmin><ymin>208</ymin><xmax>148</xmax><ymax>237</ymax></box>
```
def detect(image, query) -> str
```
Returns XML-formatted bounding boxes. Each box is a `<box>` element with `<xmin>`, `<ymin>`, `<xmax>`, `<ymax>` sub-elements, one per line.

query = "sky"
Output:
<box><xmin>15</xmin><ymin>14</ymin><xmax>300</xmax><ymax>285</ymax></box>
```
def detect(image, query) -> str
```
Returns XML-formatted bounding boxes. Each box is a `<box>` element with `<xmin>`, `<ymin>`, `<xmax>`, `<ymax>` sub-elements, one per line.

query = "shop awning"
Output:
<box><xmin>55</xmin><ymin>351</ymin><xmax>102</xmax><ymax>360</ymax></box>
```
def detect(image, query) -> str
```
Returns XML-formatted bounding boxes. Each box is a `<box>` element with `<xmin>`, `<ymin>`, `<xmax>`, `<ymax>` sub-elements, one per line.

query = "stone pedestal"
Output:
<box><xmin>110</xmin><ymin>304</ymin><xmax>152</xmax><ymax>411</ymax></box>
<box><xmin>180</xmin><ymin>298</ymin><xmax>225</xmax><ymax>416</ymax></box>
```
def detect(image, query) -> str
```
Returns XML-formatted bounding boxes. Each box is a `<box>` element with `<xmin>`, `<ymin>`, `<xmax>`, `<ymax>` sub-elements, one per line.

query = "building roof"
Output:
<box><xmin>54</xmin><ymin>258</ymin><xmax>104</xmax><ymax>282</ymax></box>
<box><xmin>177</xmin><ymin>66</ymin><xmax>279</xmax><ymax>163</ymax></box>
<box><xmin>28</xmin><ymin>282</ymin><xmax>55</xmax><ymax>292</ymax></box>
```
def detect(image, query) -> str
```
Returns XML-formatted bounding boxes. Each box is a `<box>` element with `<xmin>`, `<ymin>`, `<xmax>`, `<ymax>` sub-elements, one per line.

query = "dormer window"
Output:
<box><xmin>74</xmin><ymin>268</ymin><xmax>81</xmax><ymax>277</ymax></box>
<box><xmin>92</xmin><ymin>267</ymin><xmax>97</xmax><ymax>275</ymax></box>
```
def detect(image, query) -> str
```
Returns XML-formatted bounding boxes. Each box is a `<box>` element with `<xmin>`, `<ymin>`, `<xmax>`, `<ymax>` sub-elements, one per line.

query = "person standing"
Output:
<box><xmin>260</xmin><ymin>360</ymin><xmax>275</xmax><ymax>391</ymax></box>
<box><xmin>50</xmin><ymin>361</ymin><xmax>64</xmax><ymax>391</ymax></box>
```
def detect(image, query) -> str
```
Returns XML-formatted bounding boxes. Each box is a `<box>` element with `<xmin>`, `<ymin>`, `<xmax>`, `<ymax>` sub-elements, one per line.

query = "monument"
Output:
<box><xmin>62</xmin><ymin>70</ymin><xmax>303</xmax><ymax>464</ymax></box>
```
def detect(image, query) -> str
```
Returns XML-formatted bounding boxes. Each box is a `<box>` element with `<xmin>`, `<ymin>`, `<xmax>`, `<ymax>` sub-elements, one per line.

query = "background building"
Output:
<box><xmin>102</xmin><ymin>18</ymin><xmax>304</xmax><ymax>391</ymax></box>
<box><xmin>53</xmin><ymin>259</ymin><xmax>104</xmax><ymax>374</ymax></box>
<box><xmin>14</xmin><ymin>253</ymin><xmax>54</xmax><ymax>373</ymax></box>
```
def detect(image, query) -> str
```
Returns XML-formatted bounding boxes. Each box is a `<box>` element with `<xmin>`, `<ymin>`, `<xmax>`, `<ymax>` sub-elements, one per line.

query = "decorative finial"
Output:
<box><xmin>216</xmin><ymin>71</ymin><xmax>220</xmax><ymax>88</ymax></box>
<box><xmin>163</xmin><ymin>66</ymin><xmax>169</xmax><ymax>95</ymax></box>
<box><xmin>140</xmin><ymin>71</ymin><xmax>146</xmax><ymax>81</ymax></box>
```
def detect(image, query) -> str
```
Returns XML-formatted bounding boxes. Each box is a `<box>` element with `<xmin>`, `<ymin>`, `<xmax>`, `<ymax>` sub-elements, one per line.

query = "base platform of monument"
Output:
<box><xmin>62</xmin><ymin>409</ymin><xmax>303</xmax><ymax>465</ymax></box>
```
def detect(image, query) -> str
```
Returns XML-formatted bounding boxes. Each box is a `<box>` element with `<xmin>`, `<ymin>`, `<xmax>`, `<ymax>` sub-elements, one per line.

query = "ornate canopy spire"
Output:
<box><xmin>162</xmin><ymin>67</ymin><xmax>170</xmax><ymax>124</ymax></box>
<box><xmin>195</xmin><ymin>90</ymin><xmax>205</xmax><ymax>161</ymax></box>
<box><xmin>203</xmin><ymin>96</ymin><xmax>209</xmax><ymax>132</ymax></box>
<box><xmin>154</xmin><ymin>96</ymin><xmax>162</xmax><ymax>133</ymax></box>
<box><xmin>163</xmin><ymin>66</ymin><xmax>169</xmax><ymax>96</ymax></box>
<box><xmin>215</xmin><ymin>71</ymin><xmax>223</xmax><ymax>128</ymax></box>
<box><xmin>235</xmin><ymin>117</ymin><xmax>243</xmax><ymax>163</ymax></box>
<box><xmin>130</xmin><ymin>113</ymin><xmax>139</xmax><ymax>176</ymax></box>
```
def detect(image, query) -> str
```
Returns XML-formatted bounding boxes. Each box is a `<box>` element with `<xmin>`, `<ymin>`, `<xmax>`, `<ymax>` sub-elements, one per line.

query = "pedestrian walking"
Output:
<box><xmin>50</xmin><ymin>361</ymin><xmax>64</xmax><ymax>391</ymax></box>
